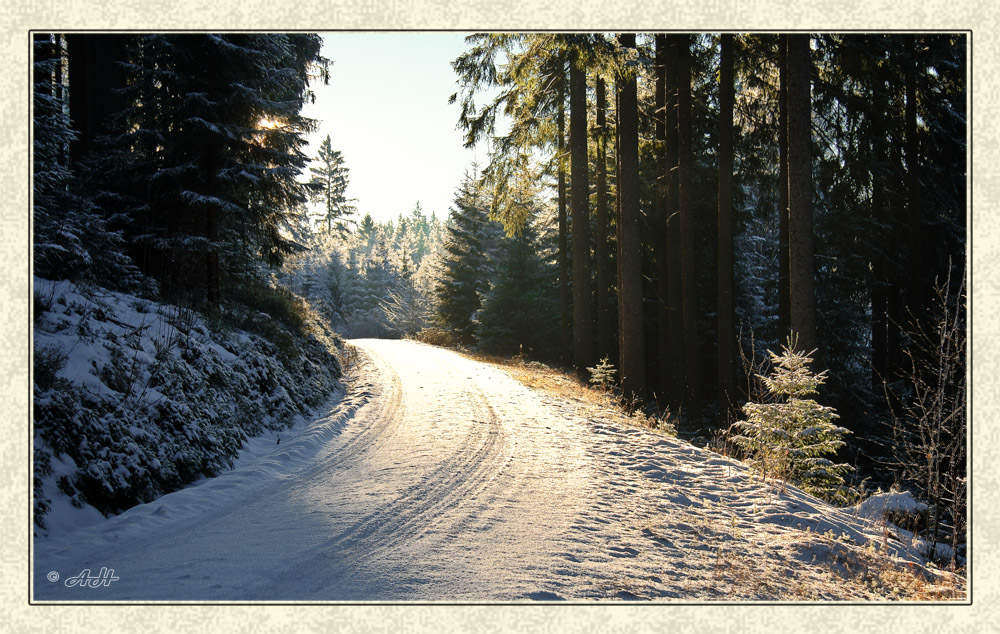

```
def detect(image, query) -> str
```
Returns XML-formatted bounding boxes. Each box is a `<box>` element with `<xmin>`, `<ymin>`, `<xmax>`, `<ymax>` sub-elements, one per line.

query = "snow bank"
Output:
<box><xmin>32</xmin><ymin>277</ymin><xmax>344</xmax><ymax>537</ymax></box>
<box><xmin>851</xmin><ymin>491</ymin><xmax>963</xmax><ymax>564</ymax></box>
<box><xmin>854</xmin><ymin>491</ymin><xmax>928</xmax><ymax>523</ymax></box>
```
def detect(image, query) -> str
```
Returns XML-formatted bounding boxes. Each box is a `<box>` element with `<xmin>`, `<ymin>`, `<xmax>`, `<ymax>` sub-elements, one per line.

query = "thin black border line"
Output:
<box><xmin>27</xmin><ymin>29</ymin><xmax>974</xmax><ymax>608</ymax></box>
<box><xmin>30</xmin><ymin>27</ymin><xmax>971</xmax><ymax>34</ymax></box>
<box><xmin>964</xmin><ymin>27</ymin><xmax>973</xmax><ymax>609</ymax></box>
<box><xmin>27</xmin><ymin>28</ymin><xmax>34</xmax><ymax>609</ymax></box>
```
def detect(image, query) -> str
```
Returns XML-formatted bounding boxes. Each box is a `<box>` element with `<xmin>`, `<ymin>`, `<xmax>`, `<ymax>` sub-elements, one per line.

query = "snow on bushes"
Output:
<box><xmin>33</xmin><ymin>278</ymin><xmax>343</xmax><ymax>529</ymax></box>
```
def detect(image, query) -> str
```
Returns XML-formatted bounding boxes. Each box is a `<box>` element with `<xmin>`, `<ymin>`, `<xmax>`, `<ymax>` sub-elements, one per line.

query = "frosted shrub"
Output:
<box><xmin>732</xmin><ymin>335</ymin><xmax>853</xmax><ymax>502</ymax></box>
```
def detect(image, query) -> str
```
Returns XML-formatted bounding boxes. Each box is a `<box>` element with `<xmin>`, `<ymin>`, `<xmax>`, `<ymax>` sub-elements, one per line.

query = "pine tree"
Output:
<box><xmin>435</xmin><ymin>172</ymin><xmax>499</xmax><ymax>344</ymax></box>
<box><xmin>593</xmin><ymin>74</ymin><xmax>614</xmax><ymax>361</ymax></box>
<box><xmin>557</xmin><ymin>65</ymin><xmax>571</xmax><ymax>363</ymax></box>
<box><xmin>33</xmin><ymin>34</ymin><xmax>79</xmax><ymax>279</ymax></box>
<box><xmin>102</xmin><ymin>34</ymin><xmax>328</xmax><ymax>305</ymax></box>
<box><xmin>676</xmin><ymin>34</ymin><xmax>702</xmax><ymax>418</ymax></box>
<box><xmin>777</xmin><ymin>34</ymin><xmax>791</xmax><ymax>341</ymax></box>
<box><xmin>33</xmin><ymin>33</ymin><xmax>141</xmax><ymax>290</ymax></box>
<box><xmin>308</xmin><ymin>134</ymin><xmax>356</xmax><ymax>237</ymax></box>
<box><xmin>785</xmin><ymin>34</ymin><xmax>818</xmax><ymax>355</ymax></box>
<box><xmin>733</xmin><ymin>336</ymin><xmax>852</xmax><ymax>501</ymax></box>
<box><xmin>451</xmin><ymin>33</ymin><xmax>617</xmax><ymax>366</ymax></box>
<box><xmin>717</xmin><ymin>34</ymin><xmax>736</xmax><ymax>414</ymax></box>
<box><xmin>357</xmin><ymin>213</ymin><xmax>376</xmax><ymax>243</ymax></box>
<box><xmin>475</xmin><ymin>214</ymin><xmax>557</xmax><ymax>358</ymax></box>
<box><xmin>64</xmin><ymin>33</ymin><xmax>130</xmax><ymax>169</ymax></box>
<box><xmin>569</xmin><ymin>46</ymin><xmax>594</xmax><ymax>372</ymax></box>
<box><xmin>653</xmin><ymin>33</ymin><xmax>673</xmax><ymax>401</ymax></box>
<box><xmin>663</xmin><ymin>34</ymin><xmax>685</xmax><ymax>410</ymax></box>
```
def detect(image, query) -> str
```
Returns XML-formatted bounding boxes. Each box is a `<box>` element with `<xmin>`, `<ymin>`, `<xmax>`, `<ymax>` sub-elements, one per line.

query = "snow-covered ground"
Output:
<box><xmin>32</xmin><ymin>277</ymin><xmax>343</xmax><ymax>532</ymax></box>
<box><xmin>32</xmin><ymin>339</ymin><xmax>964</xmax><ymax>601</ymax></box>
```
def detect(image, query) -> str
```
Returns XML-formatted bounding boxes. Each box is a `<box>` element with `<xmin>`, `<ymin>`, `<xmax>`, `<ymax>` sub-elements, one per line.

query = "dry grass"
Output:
<box><xmin>698</xmin><ymin>523</ymin><xmax>968</xmax><ymax>601</ymax></box>
<box><xmin>456</xmin><ymin>350</ymin><xmax>676</xmax><ymax>435</ymax></box>
<box><xmin>849</xmin><ymin>553</ymin><xmax>967</xmax><ymax>601</ymax></box>
<box><xmin>339</xmin><ymin>342</ymin><xmax>361</xmax><ymax>375</ymax></box>
<box><xmin>458</xmin><ymin>351</ymin><xmax>613</xmax><ymax>405</ymax></box>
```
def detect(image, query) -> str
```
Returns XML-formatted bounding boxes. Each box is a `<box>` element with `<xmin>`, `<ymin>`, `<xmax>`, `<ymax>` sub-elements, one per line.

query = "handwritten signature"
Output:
<box><xmin>60</xmin><ymin>568</ymin><xmax>120</xmax><ymax>588</ymax></box>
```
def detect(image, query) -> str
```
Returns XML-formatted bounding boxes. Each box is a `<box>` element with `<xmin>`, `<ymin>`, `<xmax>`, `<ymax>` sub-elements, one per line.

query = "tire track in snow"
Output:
<box><xmin>304</xmin><ymin>344</ymin><xmax>405</xmax><ymax>472</ymax></box>
<box><xmin>329</xmin><ymin>388</ymin><xmax>510</xmax><ymax>561</ymax></box>
<box><xmin>259</xmin><ymin>341</ymin><xmax>515</xmax><ymax>595</ymax></box>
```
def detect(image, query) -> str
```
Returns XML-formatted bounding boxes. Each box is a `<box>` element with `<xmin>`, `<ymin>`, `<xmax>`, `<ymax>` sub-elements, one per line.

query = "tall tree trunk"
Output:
<box><xmin>665</xmin><ymin>36</ymin><xmax>684</xmax><ymax>411</ymax></box>
<box><xmin>204</xmin><ymin>142</ymin><xmax>221</xmax><ymax>307</ymax></box>
<box><xmin>616</xmin><ymin>33</ymin><xmax>646</xmax><ymax>401</ymax></box>
<box><xmin>677</xmin><ymin>34</ymin><xmax>702</xmax><ymax>421</ymax></box>
<box><xmin>785</xmin><ymin>33</ymin><xmax>818</xmax><ymax>354</ymax></box>
<box><xmin>595</xmin><ymin>76</ymin><xmax>612</xmax><ymax>361</ymax></box>
<box><xmin>570</xmin><ymin>52</ymin><xmax>594</xmax><ymax>372</ymax></box>
<box><xmin>870</xmin><ymin>130</ymin><xmax>888</xmax><ymax>389</ymax></box>
<box><xmin>557</xmin><ymin>69</ymin><xmax>571</xmax><ymax>363</ymax></box>
<box><xmin>870</xmin><ymin>43</ymin><xmax>893</xmax><ymax>390</ymax></box>
<box><xmin>615</xmin><ymin>78</ymin><xmax>624</xmax><ymax>365</ymax></box>
<box><xmin>717</xmin><ymin>33</ymin><xmax>736</xmax><ymax>416</ymax></box>
<box><xmin>654</xmin><ymin>34</ymin><xmax>671</xmax><ymax>401</ymax></box>
<box><xmin>903</xmin><ymin>33</ymin><xmax>923</xmax><ymax>348</ymax></box>
<box><xmin>33</xmin><ymin>34</ymin><xmax>58</xmax><ymax>95</ymax></box>
<box><xmin>778</xmin><ymin>34</ymin><xmax>791</xmax><ymax>340</ymax></box>
<box><xmin>888</xmin><ymin>54</ymin><xmax>907</xmax><ymax>381</ymax></box>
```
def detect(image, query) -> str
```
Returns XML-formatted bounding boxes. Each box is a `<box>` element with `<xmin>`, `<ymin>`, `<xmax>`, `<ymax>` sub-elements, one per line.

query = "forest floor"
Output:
<box><xmin>33</xmin><ymin>339</ymin><xmax>965</xmax><ymax>602</ymax></box>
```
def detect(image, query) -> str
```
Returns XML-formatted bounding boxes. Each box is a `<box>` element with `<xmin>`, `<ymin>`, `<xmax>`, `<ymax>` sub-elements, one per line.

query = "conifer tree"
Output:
<box><xmin>475</xmin><ymin>214</ymin><xmax>557</xmax><ymax>358</ymax></box>
<box><xmin>358</xmin><ymin>213</ymin><xmax>376</xmax><ymax>243</ymax></box>
<box><xmin>676</xmin><ymin>33</ymin><xmax>699</xmax><ymax>414</ymax></box>
<box><xmin>593</xmin><ymin>75</ymin><xmax>614</xmax><ymax>361</ymax></box>
<box><xmin>569</xmin><ymin>45</ymin><xmax>594</xmax><ymax>372</ymax></box>
<box><xmin>308</xmin><ymin>134</ymin><xmax>356</xmax><ymax>237</ymax></box>
<box><xmin>33</xmin><ymin>33</ymin><xmax>141</xmax><ymax>290</ymax></box>
<box><xmin>435</xmin><ymin>172</ymin><xmax>498</xmax><ymax>344</ymax></box>
<box><xmin>733</xmin><ymin>336</ymin><xmax>852</xmax><ymax>501</ymax></box>
<box><xmin>785</xmin><ymin>34</ymin><xmax>818</xmax><ymax>355</ymax></box>
<box><xmin>103</xmin><ymin>33</ymin><xmax>328</xmax><ymax>305</ymax></box>
<box><xmin>717</xmin><ymin>33</ymin><xmax>736</xmax><ymax>413</ymax></box>
<box><xmin>33</xmin><ymin>34</ymin><xmax>80</xmax><ymax>279</ymax></box>
<box><xmin>615</xmin><ymin>32</ymin><xmax>646</xmax><ymax>401</ymax></box>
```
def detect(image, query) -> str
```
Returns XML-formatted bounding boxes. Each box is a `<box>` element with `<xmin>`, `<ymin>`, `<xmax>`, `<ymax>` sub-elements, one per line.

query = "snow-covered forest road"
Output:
<box><xmin>33</xmin><ymin>339</ymin><xmax>948</xmax><ymax>602</ymax></box>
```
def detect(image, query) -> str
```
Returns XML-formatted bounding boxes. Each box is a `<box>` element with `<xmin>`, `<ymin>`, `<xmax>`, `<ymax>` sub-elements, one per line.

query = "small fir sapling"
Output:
<box><xmin>732</xmin><ymin>335</ymin><xmax>853</xmax><ymax>502</ymax></box>
<box><xmin>587</xmin><ymin>356</ymin><xmax>618</xmax><ymax>392</ymax></box>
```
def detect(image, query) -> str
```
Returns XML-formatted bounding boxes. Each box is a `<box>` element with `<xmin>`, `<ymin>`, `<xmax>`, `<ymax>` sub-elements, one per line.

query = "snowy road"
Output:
<box><xmin>33</xmin><ymin>339</ymin><xmax>939</xmax><ymax>601</ymax></box>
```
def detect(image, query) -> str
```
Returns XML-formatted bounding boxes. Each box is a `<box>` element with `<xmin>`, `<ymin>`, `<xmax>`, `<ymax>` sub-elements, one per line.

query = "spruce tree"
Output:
<box><xmin>676</xmin><ymin>33</ymin><xmax>702</xmax><ymax>419</ymax></box>
<box><xmin>308</xmin><ymin>134</ymin><xmax>356</xmax><ymax>237</ymax></box>
<box><xmin>615</xmin><ymin>32</ymin><xmax>646</xmax><ymax>402</ymax></box>
<box><xmin>569</xmin><ymin>46</ymin><xmax>594</xmax><ymax>372</ymax></box>
<box><xmin>475</xmin><ymin>215</ymin><xmax>557</xmax><ymax>358</ymax></box>
<box><xmin>33</xmin><ymin>33</ymin><xmax>140</xmax><ymax>290</ymax></box>
<box><xmin>102</xmin><ymin>34</ymin><xmax>328</xmax><ymax>305</ymax></box>
<box><xmin>435</xmin><ymin>172</ymin><xmax>498</xmax><ymax>344</ymax></box>
<box><xmin>717</xmin><ymin>34</ymin><xmax>736</xmax><ymax>414</ymax></box>
<box><xmin>33</xmin><ymin>34</ymin><xmax>79</xmax><ymax>279</ymax></box>
<box><xmin>358</xmin><ymin>213</ymin><xmax>376</xmax><ymax>243</ymax></box>
<box><xmin>785</xmin><ymin>34</ymin><xmax>818</xmax><ymax>355</ymax></box>
<box><xmin>733</xmin><ymin>336</ymin><xmax>852</xmax><ymax>501</ymax></box>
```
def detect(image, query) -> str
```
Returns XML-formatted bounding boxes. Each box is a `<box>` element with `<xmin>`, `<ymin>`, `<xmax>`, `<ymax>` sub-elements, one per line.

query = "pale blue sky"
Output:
<box><xmin>300</xmin><ymin>32</ymin><xmax>493</xmax><ymax>225</ymax></box>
